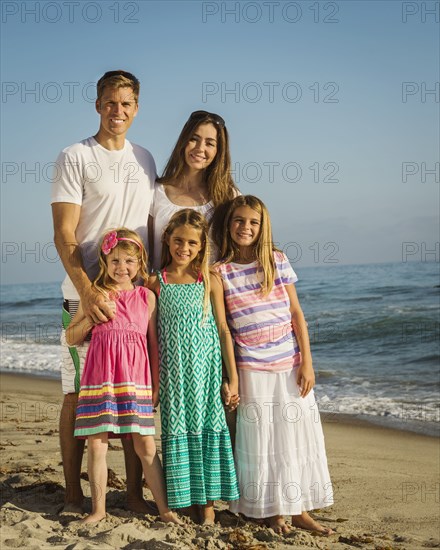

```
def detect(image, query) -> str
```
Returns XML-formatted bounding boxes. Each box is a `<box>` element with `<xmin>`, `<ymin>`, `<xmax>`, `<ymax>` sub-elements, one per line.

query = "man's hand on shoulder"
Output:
<box><xmin>82</xmin><ymin>289</ymin><xmax>116</xmax><ymax>324</ymax></box>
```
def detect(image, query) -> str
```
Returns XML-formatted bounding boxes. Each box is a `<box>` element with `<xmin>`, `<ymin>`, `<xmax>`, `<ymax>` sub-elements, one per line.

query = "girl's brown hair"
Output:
<box><xmin>93</xmin><ymin>228</ymin><xmax>148</xmax><ymax>297</ymax></box>
<box><xmin>219</xmin><ymin>195</ymin><xmax>279</xmax><ymax>295</ymax></box>
<box><xmin>157</xmin><ymin>111</ymin><xmax>238</xmax><ymax>207</ymax></box>
<box><xmin>160</xmin><ymin>209</ymin><xmax>211</xmax><ymax>315</ymax></box>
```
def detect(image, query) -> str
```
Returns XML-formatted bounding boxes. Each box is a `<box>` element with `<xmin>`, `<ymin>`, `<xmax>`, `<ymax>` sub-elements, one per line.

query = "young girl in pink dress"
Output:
<box><xmin>67</xmin><ymin>228</ymin><xmax>181</xmax><ymax>525</ymax></box>
<box><xmin>215</xmin><ymin>196</ymin><xmax>334</xmax><ymax>535</ymax></box>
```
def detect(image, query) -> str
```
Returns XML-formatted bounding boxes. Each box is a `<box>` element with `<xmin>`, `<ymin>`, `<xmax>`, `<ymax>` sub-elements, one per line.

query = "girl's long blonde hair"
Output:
<box><xmin>160</xmin><ymin>209</ymin><xmax>211</xmax><ymax>315</ymax></box>
<box><xmin>219</xmin><ymin>195</ymin><xmax>279</xmax><ymax>295</ymax></box>
<box><xmin>93</xmin><ymin>228</ymin><xmax>149</xmax><ymax>297</ymax></box>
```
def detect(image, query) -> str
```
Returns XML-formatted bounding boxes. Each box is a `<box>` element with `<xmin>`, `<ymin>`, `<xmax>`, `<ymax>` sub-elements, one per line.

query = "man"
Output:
<box><xmin>51</xmin><ymin>70</ymin><xmax>155</xmax><ymax>513</ymax></box>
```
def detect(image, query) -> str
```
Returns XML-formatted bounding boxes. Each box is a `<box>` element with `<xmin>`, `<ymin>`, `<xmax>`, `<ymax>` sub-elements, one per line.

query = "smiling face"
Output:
<box><xmin>229</xmin><ymin>205</ymin><xmax>262</xmax><ymax>252</ymax></box>
<box><xmin>184</xmin><ymin>123</ymin><xmax>218</xmax><ymax>172</ymax></box>
<box><xmin>95</xmin><ymin>86</ymin><xmax>138</xmax><ymax>142</ymax></box>
<box><xmin>166</xmin><ymin>224</ymin><xmax>203</xmax><ymax>267</ymax></box>
<box><xmin>105</xmin><ymin>247</ymin><xmax>140</xmax><ymax>289</ymax></box>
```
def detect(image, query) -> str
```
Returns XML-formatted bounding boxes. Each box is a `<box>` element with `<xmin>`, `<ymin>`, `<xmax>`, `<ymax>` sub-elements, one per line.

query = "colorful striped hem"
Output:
<box><xmin>74</xmin><ymin>424</ymin><xmax>155</xmax><ymax>437</ymax></box>
<box><xmin>76</xmin><ymin>411</ymin><xmax>153</xmax><ymax>420</ymax></box>
<box><xmin>75</xmin><ymin>380</ymin><xmax>154</xmax><ymax>437</ymax></box>
<box><xmin>79</xmin><ymin>384</ymin><xmax>151</xmax><ymax>397</ymax></box>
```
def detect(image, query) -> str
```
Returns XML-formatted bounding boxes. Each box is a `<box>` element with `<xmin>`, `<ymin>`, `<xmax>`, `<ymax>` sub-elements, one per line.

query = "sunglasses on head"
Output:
<box><xmin>101</xmin><ymin>70</ymin><xmax>140</xmax><ymax>86</ymax></box>
<box><xmin>189</xmin><ymin>110</ymin><xmax>225</xmax><ymax>128</ymax></box>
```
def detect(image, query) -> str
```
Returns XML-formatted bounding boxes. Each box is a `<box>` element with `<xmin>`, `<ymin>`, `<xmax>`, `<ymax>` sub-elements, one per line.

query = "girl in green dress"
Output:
<box><xmin>148</xmin><ymin>209</ymin><xmax>239</xmax><ymax>524</ymax></box>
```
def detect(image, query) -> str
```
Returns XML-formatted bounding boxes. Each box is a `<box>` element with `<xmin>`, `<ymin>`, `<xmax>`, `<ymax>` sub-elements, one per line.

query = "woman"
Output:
<box><xmin>149</xmin><ymin>110</ymin><xmax>239</xmax><ymax>270</ymax></box>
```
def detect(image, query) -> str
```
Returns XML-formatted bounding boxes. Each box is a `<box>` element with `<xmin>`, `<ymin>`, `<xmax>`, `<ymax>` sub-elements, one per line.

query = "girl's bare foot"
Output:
<box><xmin>200</xmin><ymin>503</ymin><xmax>215</xmax><ymax>525</ymax></box>
<box><xmin>160</xmin><ymin>510</ymin><xmax>184</xmax><ymax>525</ymax></box>
<box><xmin>265</xmin><ymin>515</ymin><xmax>291</xmax><ymax>534</ymax></box>
<box><xmin>291</xmin><ymin>512</ymin><xmax>334</xmax><ymax>535</ymax></box>
<box><xmin>81</xmin><ymin>512</ymin><xmax>106</xmax><ymax>524</ymax></box>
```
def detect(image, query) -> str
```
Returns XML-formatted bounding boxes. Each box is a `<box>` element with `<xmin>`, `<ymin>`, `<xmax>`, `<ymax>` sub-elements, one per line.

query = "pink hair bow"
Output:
<box><xmin>101</xmin><ymin>231</ymin><xmax>118</xmax><ymax>255</ymax></box>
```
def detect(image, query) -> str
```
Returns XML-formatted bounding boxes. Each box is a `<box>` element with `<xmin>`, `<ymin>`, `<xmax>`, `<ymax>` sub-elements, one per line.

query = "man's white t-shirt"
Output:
<box><xmin>51</xmin><ymin>137</ymin><xmax>156</xmax><ymax>299</ymax></box>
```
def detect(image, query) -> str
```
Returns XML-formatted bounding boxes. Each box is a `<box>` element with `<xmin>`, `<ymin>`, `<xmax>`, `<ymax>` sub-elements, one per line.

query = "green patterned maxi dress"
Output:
<box><xmin>157</xmin><ymin>272</ymin><xmax>239</xmax><ymax>508</ymax></box>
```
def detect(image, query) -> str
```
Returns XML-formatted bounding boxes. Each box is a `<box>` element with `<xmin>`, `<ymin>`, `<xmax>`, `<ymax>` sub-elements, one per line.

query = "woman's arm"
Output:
<box><xmin>210</xmin><ymin>272</ymin><xmax>239</xmax><ymax>400</ymax></box>
<box><xmin>65</xmin><ymin>301</ymin><xmax>95</xmax><ymax>346</ymax></box>
<box><xmin>147</xmin><ymin>290</ymin><xmax>160</xmax><ymax>407</ymax></box>
<box><xmin>285</xmin><ymin>283</ymin><xmax>315</xmax><ymax>397</ymax></box>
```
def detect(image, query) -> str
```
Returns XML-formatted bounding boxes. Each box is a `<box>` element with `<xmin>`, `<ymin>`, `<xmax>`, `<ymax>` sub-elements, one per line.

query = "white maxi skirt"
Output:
<box><xmin>230</xmin><ymin>367</ymin><xmax>333</xmax><ymax>518</ymax></box>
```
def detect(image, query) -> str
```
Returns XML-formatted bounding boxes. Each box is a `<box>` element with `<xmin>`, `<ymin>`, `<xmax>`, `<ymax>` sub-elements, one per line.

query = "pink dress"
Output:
<box><xmin>74</xmin><ymin>286</ymin><xmax>155</xmax><ymax>437</ymax></box>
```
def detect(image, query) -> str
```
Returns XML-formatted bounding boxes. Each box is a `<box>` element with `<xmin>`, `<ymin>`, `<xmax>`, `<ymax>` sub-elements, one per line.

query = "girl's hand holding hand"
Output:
<box><xmin>221</xmin><ymin>379</ymin><xmax>240</xmax><ymax>411</ymax></box>
<box><xmin>228</xmin><ymin>378</ymin><xmax>239</xmax><ymax>400</ymax></box>
<box><xmin>296</xmin><ymin>362</ymin><xmax>315</xmax><ymax>398</ymax></box>
<box><xmin>228</xmin><ymin>378</ymin><xmax>240</xmax><ymax>411</ymax></box>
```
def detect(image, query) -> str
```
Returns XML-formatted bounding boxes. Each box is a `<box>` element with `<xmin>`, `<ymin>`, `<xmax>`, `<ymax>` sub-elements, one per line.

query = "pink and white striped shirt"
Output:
<box><xmin>216</xmin><ymin>251</ymin><xmax>301</xmax><ymax>372</ymax></box>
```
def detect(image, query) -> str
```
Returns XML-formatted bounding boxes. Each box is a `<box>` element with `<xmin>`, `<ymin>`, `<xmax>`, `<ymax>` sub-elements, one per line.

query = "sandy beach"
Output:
<box><xmin>0</xmin><ymin>372</ymin><xmax>438</xmax><ymax>550</ymax></box>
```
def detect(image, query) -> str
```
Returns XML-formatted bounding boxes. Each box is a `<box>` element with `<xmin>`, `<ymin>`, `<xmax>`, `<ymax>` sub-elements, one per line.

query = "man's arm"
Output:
<box><xmin>52</xmin><ymin>202</ymin><xmax>114</xmax><ymax>324</ymax></box>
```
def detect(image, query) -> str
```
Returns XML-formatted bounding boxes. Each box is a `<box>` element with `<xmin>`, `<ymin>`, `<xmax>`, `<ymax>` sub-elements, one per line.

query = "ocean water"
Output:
<box><xmin>1</xmin><ymin>262</ymin><xmax>439</xmax><ymax>436</ymax></box>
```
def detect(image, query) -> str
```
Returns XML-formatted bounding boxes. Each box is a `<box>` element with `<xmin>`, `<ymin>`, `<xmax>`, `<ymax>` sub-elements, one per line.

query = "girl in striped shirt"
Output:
<box><xmin>215</xmin><ymin>195</ymin><xmax>334</xmax><ymax>535</ymax></box>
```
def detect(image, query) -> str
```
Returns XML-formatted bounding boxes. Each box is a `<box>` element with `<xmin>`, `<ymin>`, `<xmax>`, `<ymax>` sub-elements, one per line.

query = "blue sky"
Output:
<box><xmin>1</xmin><ymin>0</ymin><xmax>439</xmax><ymax>284</ymax></box>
